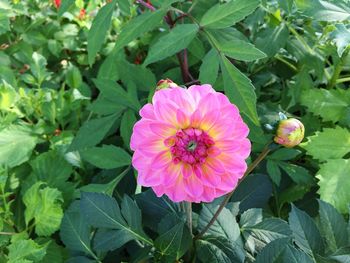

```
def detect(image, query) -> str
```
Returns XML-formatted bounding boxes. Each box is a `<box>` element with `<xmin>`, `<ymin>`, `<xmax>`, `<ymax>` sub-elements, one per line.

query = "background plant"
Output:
<box><xmin>0</xmin><ymin>0</ymin><xmax>350</xmax><ymax>262</ymax></box>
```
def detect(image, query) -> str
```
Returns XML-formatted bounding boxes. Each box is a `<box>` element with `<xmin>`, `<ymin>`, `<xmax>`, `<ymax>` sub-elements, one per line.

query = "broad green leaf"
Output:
<box><xmin>200</xmin><ymin>0</ymin><xmax>260</xmax><ymax>29</ymax></box>
<box><xmin>0</xmin><ymin>83</ymin><xmax>17</xmax><ymax>110</ymax></box>
<box><xmin>268</xmin><ymin>148</ymin><xmax>302</xmax><ymax>161</ymax></box>
<box><xmin>318</xmin><ymin>200</ymin><xmax>348</xmax><ymax>252</ymax></box>
<box><xmin>255</xmin><ymin>24</ymin><xmax>289</xmax><ymax>57</ymax></box>
<box><xmin>97</xmin><ymin>52</ymin><xmax>120</xmax><ymax>81</ymax></box>
<box><xmin>0</xmin><ymin>125</ymin><xmax>37</xmax><ymax>168</ymax></box>
<box><xmin>80</xmin><ymin>192</ymin><xmax>152</xmax><ymax>245</ymax></box>
<box><xmin>329</xmin><ymin>24</ymin><xmax>350</xmax><ymax>57</ymax></box>
<box><xmin>80</xmin><ymin>145</ymin><xmax>131</xmax><ymax>169</ymax></box>
<box><xmin>317</xmin><ymin>159</ymin><xmax>350</xmax><ymax>214</ymax></box>
<box><xmin>328</xmin><ymin>247</ymin><xmax>350</xmax><ymax>262</ymax></box>
<box><xmin>66</xmin><ymin>64</ymin><xmax>82</xmax><ymax>89</ymax></box>
<box><xmin>114</xmin><ymin>9</ymin><xmax>166</xmax><ymax>52</ymax></box>
<box><xmin>31</xmin><ymin>52</ymin><xmax>49</xmax><ymax>84</ymax></box>
<box><xmin>121</xmin><ymin>109</ymin><xmax>137</xmax><ymax>150</ymax></box>
<box><xmin>0</xmin><ymin>11</ymin><xmax>10</xmax><ymax>35</ymax></box>
<box><xmin>300</xmin><ymin>88</ymin><xmax>350</xmax><ymax>123</ymax></box>
<box><xmin>231</xmin><ymin>174</ymin><xmax>272</xmax><ymax>211</ymax></box>
<box><xmin>266</xmin><ymin>160</ymin><xmax>281</xmax><ymax>185</ymax></box>
<box><xmin>118</xmin><ymin>0</ymin><xmax>130</xmax><ymax>16</ymax></box>
<box><xmin>218</xmin><ymin>39</ymin><xmax>266</xmax><ymax>61</ymax></box>
<box><xmin>301</xmin><ymin>127</ymin><xmax>350</xmax><ymax>161</ymax></box>
<box><xmin>198</xmin><ymin>204</ymin><xmax>240</xmax><ymax>243</ymax></box>
<box><xmin>23</xmin><ymin>182</ymin><xmax>64</xmax><ymax>236</ymax></box>
<box><xmin>196</xmin><ymin>236</ymin><xmax>245</xmax><ymax>263</ymax></box>
<box><xmin>68</xmin><ymin>113</ymin><xmax>120</xmax><ymax>151</ymax></box>
<box><xmin>87</xmin><ymin>0</ymin><xmax>116</xmax><ymax>65</ymax></box>
<box><xmin>58</xmin><ymin>0</ymin><xmax>75</xmax><ymax>16</ymax></box>
<box><xmin>240</xmin><ymin>208</ymin><xmax>263</xmax><ymax>228</ymax></box>
<box><xmin>93</xmin><ymin>229</ymin><xmax>134</xmax><ymax>252</ymax></box>
<box><xmin>278</xmin><ymin>163</ymin><xmax>314</xmax><ymax>186</ymax></box>
<box><xmin>154</xmin><ymin>222</ymin><xmax>191</xmax><ymax>261</ymax></box>
<box><xmin>37</xmin><ymin>238</ymin><xmax>65</xmax><ymax>263</ymax></box>
<box><xmin>289</xmin><ymin>204</ymin><xmax>324</xmax><ymax>258</ymax></box>
<box><xmin>30</xmin><ymin>151</ymin><xmax>72</xmax><ymax>190</ymax></box>
<box><xmin>242</xmin><ymin>218</ymin><xmax>292</xmax><ymax>246</ymax></box>
<box><xmin>66</xmin><ymin>257</ymin><xmax>95</xmax><ymax>263</ymax></box>
<box><xmin>7</xmin><ymin>239</ymin><xmax>47</xmax><ymax>263</ymax></box>
<box><xmin>93</xmin><ymin>78</ymin><xmax>140</xmax><ymax>111</ymax></box>
<box><xmin>144</xmin><ymin>24</ymin><xmax>199</xmax><ymax>66</ymax></box>
<box><xmin>60</xmin><ymin>201</ymin><xmax>94</xmax><ymax>256</ymax></box>
<box><xmin>199</xmin><ymin>49</ymin><xmax>220</xmax><ymax>85</ymax></box>
<box><xmin>255</xmin><ymin>238</ymin><xmax>314</xmax><ymax>263</ymax></box>
<box><xmin>295</xmin><ymin>0</ymin><xmax>350</xmax><ymax>21</ymax></box>
<box><xmin>220</xmin><ymin>55</ymin><xmax>259</xmax><ymax>125</ymax></box>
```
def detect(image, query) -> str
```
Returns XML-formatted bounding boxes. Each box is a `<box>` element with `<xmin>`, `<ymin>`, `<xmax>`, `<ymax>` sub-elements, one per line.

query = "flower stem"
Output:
<box><xmin>185</xmin><ymin>202</ymin><xmax>193</xmax><ymax>236</ymax></box>
<box><xmin>194</xmin><ymin>145</ymin><xmax>271</xmax><ymax>240</ymax></box>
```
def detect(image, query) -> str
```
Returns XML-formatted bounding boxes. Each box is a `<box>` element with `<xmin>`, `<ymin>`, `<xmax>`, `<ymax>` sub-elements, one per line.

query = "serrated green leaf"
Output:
<box><xmin>289</xmin><ymin>204</ymin><xmax>324</xmax><ymax>258</ymax></box>
<box><xmin>60</xmin><ymin>201</ymin><xmax>95</xmax><ymax>256</ymax></box>
<box><xmin>93</xmin><ymin>229</ymin><xmax>134</xmax><ymax>252</ymax></box>
<box><xmin>68</xmin><ymin>113</ymin><xmax>120</xmax><ymax>151</ymax></box>
<box><xmin>80</xmin><ymin>192</ymin><xmax>152</xmax><ymax>245</ymax></box>
<box><xmin>114</xmin><ymin>9</ymin><xmax>166</xmax><ymax>52</ymax></box>
<box><xmin>87</xmin><ymin>0</ymin><xmax>116</xmax><ymax>65</ymax></box>
<box><xmin>196</xmin><ymin>236</ymin><xmax>245</xmax><ymax>263</ymax></box>
<box><xmin>218</xmin><ymin>39</ymin><xmax>266</xmax><ymax>61</ymax></box>
<box><xmin>80</xmin><ymin>145</ymin><xmax>131</xmax><ymax>169</ymax></box>
<box><xmin>318</xmin><ymin>200</ymin><xmax>348</xmax><ymax>252</ymax></box>
<box><xmin>23</xmin><ymin>182</ymin><xmax>64</xmax><ymax>236</ymax></box>
<box><xmin>255</xmin><ymin>24</ymin><xmax>289</xmax><ymax>57</ymax></box>
<box><xmin>267</xmin><ymin>160</ymin><xmax>281</xmax><ymax>185</ymax></box>
<box><xmin>317</xmin><ymin>159</ymin><xmax>350</xmax><ymax>214</ymax></box>
<box><xmin>220</xmin><ymin>55</ymin><xmax>259</xmax><ymax>125</ymax></box>
<box><xmin>329</xmin><ymin>24</ymin><xmax>350</xmax><ymax>57</ymax></box>
<box><xmin>199</xmin><ymin>49</ymin><xmax>220</xmax><ymax>85</ymax></box>
<box><xmin>144</xmin><ymin>24</ymin><xmax>199</xmax><ymax>66</ymax></box>
<box><xmin>301</xmin><ymin>127</ymin><xmax>350</xmax><ymax>161</ymax></box>
<box><xmin>278</xmin><ymin>163</ymin><xmax>314</xmax><ymax>186</ymax></box>
<box><xmin>0</xmin><ymin>125</ymin><xmax>37</xmax><ymax>168</ymax></box>
<box><xmin>300</xmin><ymin>88</ymin><xmax>350</xmax><ymax>123</ymax></box>
<box><xmin>200</xmin><ymin>0</ymin><xmax>260</xmax><ymax>29</ymax></box>
<box><xmin>268</xmin><ymin>148</ymin><xmax>302</xmax><ymax>161</ymax></box>
<box><xmin>7</xmin><ymin>239</ymin><xmax>47</xmax><ymax>263</ymax></box>
<box><xmin>328</xmin><ymin>247</ymin><xmax>350</xmax><ymax>263</ymax></box>
<box><xmin>255</xmin><ymin>238</ymin><xmax>314</xmax><ymax>263</ymax></box>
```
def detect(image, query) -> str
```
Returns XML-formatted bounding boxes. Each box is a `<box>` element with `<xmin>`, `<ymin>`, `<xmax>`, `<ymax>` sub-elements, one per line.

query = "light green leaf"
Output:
<box><xmin>144</xmin><ymin>24</ymin><xmax>199</xmax><ymax>66</ymax></box>
<box><xmin>80</xmin><ymin>192</ymin><xmax>152</xmax><ymax>245</ymax></box>
<box><xmin>23</xmin><ymin>183</ymin><xmax>64</xmax><ymax>236</ymax></box>
<box><xmin>0</xmin><ymin>11</ymin><xmax>10</xmax><ymax>35</ymax></box>
<box><xmin>7</xmin><ymin>239</ymin><xmax>47</xmax><ymax>263</ymax></box>
<box><xmin>0</xmin><ymin>125</ymin><xmax>37</xmax><ymax>168</ymax></box>
<box><xmin>301</xmin><ymin>127</ymin><xmax>350</xmax><ymax>161</ymax></box>
<box><xmin>68</xmin><ymin>113</ymin><xmax>121</xmax><ymax>151</ymax></box>
<box><xmin>58</xmin><ymin>0</ymin><xmax>75</xmax><ymax>16</ymax></box>
<box><xmin>295</xmin><ymin>0</ymin><xmax>350</xmax><ymax>21</ymax></box>
<box><xmin>328</xmin><ymin>247</ymin><xmax>350</xmax><ymax>263</ymax></box>
<box><xmin>300</xmin><ymin>88</ymin><xmax>350</xmax><ymax>123</ymax></box>
<box><xmin>196</xmin><ymin>236</ymin><xmax>245</xmax><ymax>263</ymax></box>
<box><xmin>220</xmin><ymin>55</ymin><xmax>259</xmax><ymax>125</ymax></box>
<box><xmin>66</xmin><ymin>64</ymin><xmax>82</xmax><ymax>89</ymax></box>
<box><xmin>330</xmin><ymin>24</ymin><xmax>350</xmax><ymax>57</ymax></box>
<box><xmin>114</xmin><ymin>9</ymin><xmax>166</xmax><ymax>52</ymax></box>
<box><xmin>288</xmin><ymin>204</ymin><xmax>324</xmax><ymax>258</ymax></box>
<box><xmin>80</xmin><ymin>145</ymin><xmax>131</xmax><ymax>169</ymax></box>
<box><xmin>255</xmin><ymin>238</ymin><xmax>313</xmax><ymax>263</ymax></box>
<box><xmin>318</xmin><ymin>200</ymin><xmax>348</xmax><ymax>252</ymax></box>
<box><xmin>87</xmin><ymin>0</ymin><xmax>116</xmax><ymax>65</ymax></box>
<box><xmin>218</xmin><ymin>39</ymin><xmax>266</xmax><ymax>61</ymax></box>
<box><xmin>199</xmin><ymin>49</ymin><xmax>220</xmax><ymax>85</ymax></box>
<box><xmin>118</xmin><ymin>0</ymin><xmax>130</xmax><ymax>16</ymax></box>
<box><xmin>317</xmin><ymin>159</ymin><xmax>350</xmax><ymax>214</ymax></box>
<box><xmin>200</xmin><ymin>0</ymin><xmax>260</xmax><ymax>29</ymax></box>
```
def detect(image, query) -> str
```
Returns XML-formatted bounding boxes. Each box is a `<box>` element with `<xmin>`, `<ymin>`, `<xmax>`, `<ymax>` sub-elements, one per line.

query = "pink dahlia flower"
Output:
<box><xmin>130</xmin><ymin>84</ymin><xmax>251</xmax><ymax>203</ymax></box>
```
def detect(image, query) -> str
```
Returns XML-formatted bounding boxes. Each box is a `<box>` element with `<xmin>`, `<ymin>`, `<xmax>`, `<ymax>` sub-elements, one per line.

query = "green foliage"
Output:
<box><xmin>1</xmin><ymin>0</ymin><xmax>350</xmax><ymax>261</ymax></box>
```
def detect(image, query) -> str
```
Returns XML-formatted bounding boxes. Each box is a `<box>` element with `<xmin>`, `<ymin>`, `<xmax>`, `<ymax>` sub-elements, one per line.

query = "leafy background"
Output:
<box><xmin>0</xmin><ymin>0</ymin><xmax>350</xmax><ymax>262</ymax></box>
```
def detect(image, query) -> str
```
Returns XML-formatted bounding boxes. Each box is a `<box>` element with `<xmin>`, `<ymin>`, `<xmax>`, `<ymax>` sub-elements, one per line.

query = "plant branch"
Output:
<box><xmin>327</xmin><ymin>49</ymin><xmax>349</xmax><ymax>89</ymax></box>
<box><xmin>194</xmin><ymin>145</ymin><xmax>271</xmax><ymax>240</ymax></box>
<box><xmin>135</xmin><ymin>0</ymin><xmax>156</xmax><ymax>11</ymax></box>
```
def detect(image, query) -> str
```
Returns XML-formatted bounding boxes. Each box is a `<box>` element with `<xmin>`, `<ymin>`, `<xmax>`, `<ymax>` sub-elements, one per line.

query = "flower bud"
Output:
<box><xmin>156</xmin><ymin>79</ymin><xmax>179</xmax><ymax>91</ymax></box>
<box><xmin>274</xmin><ymin>118</ymin><xmax>305</xmax><ymax>148</ymax></box>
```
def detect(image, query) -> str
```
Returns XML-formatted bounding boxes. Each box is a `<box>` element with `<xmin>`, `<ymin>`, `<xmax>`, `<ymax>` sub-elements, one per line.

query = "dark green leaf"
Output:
<box><xmin>121</xmin><ymin>109</ymin><xmax>137</xmax><ymax>150</ymax></box>
<box><xmin>288</xmin><ymin>204</ymin><xmax>325</xmax><ymax>258</ymax></box>
<box><xmin>199</xmin><ymin>49</ymin><xmax>220</xmax><ymax>85</ymax></box>
<box><xmin>218</xmin><ymin>39</ymin><xmax>266</xmax><ymax>61</ymax></box>
<box><xmin>144</xmin><ymin>24</ymin><xmax>199</xmax><ymax>66</ymax></box>
<box><xmin>93</xmin><ymin>229</ymin><xmax>133</xmax><ymax>252</ymax></box>
<box><xmin>255</xmin><ymin>24</ymin><xmax>289</xmax><ymax>57</ymax></box>
<box><xmin>267</xmin><ymin>160</ymin><xmax>282</xmax><ymax>185</ymax></box>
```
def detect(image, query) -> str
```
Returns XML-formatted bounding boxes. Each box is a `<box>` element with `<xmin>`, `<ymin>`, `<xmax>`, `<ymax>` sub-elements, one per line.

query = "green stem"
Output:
<box><xmin>336</xmin><ymin>76</ymin><xmax>350</xmax><ymax>84</ymax></box>
<box><xmin>275</xmin><ymin>55</ymin><xmax>298</xmax><ymax>72</ymax></box>
<box><xmin>327</xmin><ymin>49</ymin><xmax>349</xmax><ymax>89</ymax></box>
<box><xmin>185</xmin><ymin>202</ymin><xmax>193</xmax><ymax>236</ymax></box>
<box><xmin>194</xmin><ymin>145</ymin><xmax>271</xmax><ymax>240</ymax></box>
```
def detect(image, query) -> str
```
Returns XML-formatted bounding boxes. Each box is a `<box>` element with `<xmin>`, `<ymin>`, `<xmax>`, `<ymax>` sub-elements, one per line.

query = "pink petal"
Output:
<box><xmin>149</xmin><ymin>122</ymin><xmax>177</xmax><ymax>138</ymax></box>
<box><xmin>176</xmin><ymin>109</ymin><xmax>190</xmax><ymax>128</ymax></box>
<box><xmin>151</xmin><ymin>151</ymin><xmax>172</xmax><ymax>169</ymax></box>
<box><xmin>205</xmin><ymin>158</ymin><xmax>226</xmax><ymax>174</ymax></box>
<box><xmin>190</xmin><ymin>109</ymin><xmax>202</xmax><ymax>128</ymax></box>
<box><xmin>187</xmin><ymin>84</ymin><xmax>215</xmax><ymax>105</ymax></box>
<box><xmin>181</xmin><ymin>163</ymin><xmax>193</xmax><ymax>178</ymax></box>
<box><xmin>139</xmin><ymin>104</ymin><xmax>156</xmax><ymax>119</ymax></box>
<box><xmin>184</xmin><ymin>175</ymin><xmax>204</xmax><ymax>198</ymax></box>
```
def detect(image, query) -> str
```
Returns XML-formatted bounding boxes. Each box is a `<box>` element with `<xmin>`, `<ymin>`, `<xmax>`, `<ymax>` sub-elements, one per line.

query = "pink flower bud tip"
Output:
<box><xmin>274</xmin><ymin>118</ymin><xmax>305</xmax><ymax>148</ymax></box>
<box><xmin>156</xmin><ymin>79</ymin><xmax>179</xmax><ymax>91</ymax></box>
